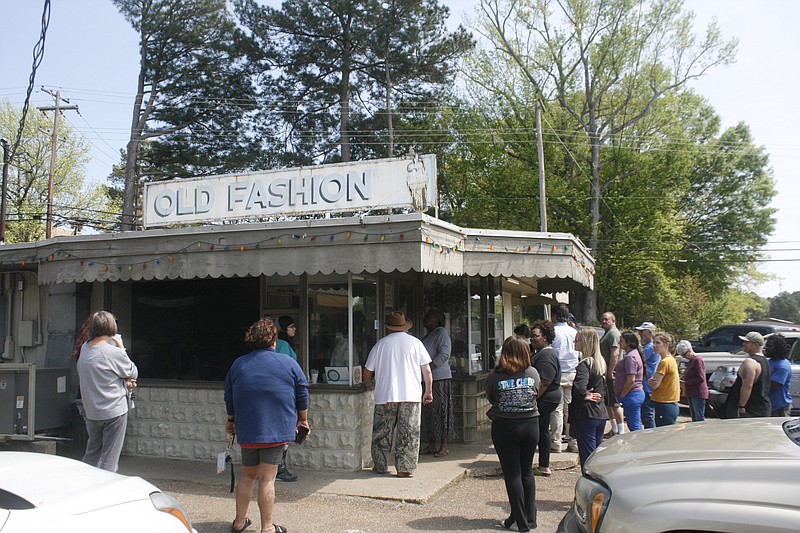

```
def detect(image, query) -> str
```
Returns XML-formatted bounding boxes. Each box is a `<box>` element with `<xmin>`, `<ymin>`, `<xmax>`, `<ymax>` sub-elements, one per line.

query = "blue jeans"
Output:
<box><xmin>688</xmin><ymin>397</ymin><xmax>706</xmax><ymax>422</ymax></box>
<box><xmin>619</xmin><ymin>390</ymin><xmax>644</xmax><ymax>431</ymax></box>
<box><xmin>572</xmin><ymin>418</ymin><xmax>605</xmax><ymax>471</ymax></box>
<box><xmin>654</xmin><ymin>401</ymin><xmax>680</xmax><ymax>426</ymax></box>
<box><xmin>641</xmin><ymin>391</ymin><xmax>655</xmax><ymax>428</ymax></box>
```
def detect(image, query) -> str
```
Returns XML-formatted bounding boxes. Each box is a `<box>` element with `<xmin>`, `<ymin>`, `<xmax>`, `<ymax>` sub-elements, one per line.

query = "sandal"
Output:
<box><xmin>260</xmin><ymin>526</ymin><xmax>287</xmax><ymax>533</ymax></box>
<box><xmin>534</xmin><ymin>466</ymin><xmax>552</xmax><ymax>477</ymax></box>
<box><xmin>433</xmin><ymin>449</ymin><xmax>449</xmax><ymax>457</ymax></box>
<box><xmin>396</xmin><ymin>471</ymin><xmax>413</xmax><ymax>477</ymax></box>
<box><xmin>231</xmin><ymin>517</ymin><xmax>252</xmax><ymax>532</ymax></box>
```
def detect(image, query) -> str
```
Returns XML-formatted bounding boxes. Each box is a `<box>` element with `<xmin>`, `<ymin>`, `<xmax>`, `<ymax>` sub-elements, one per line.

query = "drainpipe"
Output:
<box><xmin>1</xmin><ymin>274</ymin><xmax>14</xmax><ymax>360</ymax></box>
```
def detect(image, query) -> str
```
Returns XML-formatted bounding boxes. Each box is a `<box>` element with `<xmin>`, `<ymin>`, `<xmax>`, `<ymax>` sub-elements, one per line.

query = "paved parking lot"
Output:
<box><xmin>157</xmin><ymin>463</ymin><xmax>581</xmax><ymax>533</ymax></box>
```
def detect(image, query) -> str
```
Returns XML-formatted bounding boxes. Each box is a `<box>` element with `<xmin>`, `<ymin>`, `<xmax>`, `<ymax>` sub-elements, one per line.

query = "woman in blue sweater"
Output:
<box><xmin>224</xmin><ymin>317</ymin><xmax>309</xmax><ymax>533</ymax></box>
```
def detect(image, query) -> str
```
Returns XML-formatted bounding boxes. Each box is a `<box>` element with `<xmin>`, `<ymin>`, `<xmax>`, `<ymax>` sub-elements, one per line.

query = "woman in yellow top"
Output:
<box><xmin>647</xmin><ymin>332</ymin><xmax>680</xmax><ymax>426</ymax></box>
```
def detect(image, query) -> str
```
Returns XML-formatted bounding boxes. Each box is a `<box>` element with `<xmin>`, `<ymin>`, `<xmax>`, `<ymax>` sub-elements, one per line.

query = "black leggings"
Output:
<box><xmin>536</xmin><ymin>400</ymin><xmax>559</xmax><ymax>468</ymax></box>
<box><xmin>491</xmin><ymin>416</ymin><xmax>540</xmax><ymax>532</ymax></box>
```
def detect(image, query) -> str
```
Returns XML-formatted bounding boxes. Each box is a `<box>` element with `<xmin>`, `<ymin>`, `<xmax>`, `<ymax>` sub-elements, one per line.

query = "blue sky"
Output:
<box><xmin>2</xmin><ymin>0</ymin><xmax>799</xmax><ymax>298</ymax></box>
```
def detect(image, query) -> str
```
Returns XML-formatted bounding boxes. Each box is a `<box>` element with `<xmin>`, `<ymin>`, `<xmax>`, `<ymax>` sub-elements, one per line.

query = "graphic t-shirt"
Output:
<box><xmin>485</xmin><ymin>366</ymin><xmax>541</xmax><ymax>420</ymax></box>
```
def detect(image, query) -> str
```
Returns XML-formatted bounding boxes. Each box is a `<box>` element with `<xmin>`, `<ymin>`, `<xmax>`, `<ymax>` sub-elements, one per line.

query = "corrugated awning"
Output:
<box><xmin>0</xmin><ymin>213</ymin><xmax>594</xmax><ymax>291</ymax></box>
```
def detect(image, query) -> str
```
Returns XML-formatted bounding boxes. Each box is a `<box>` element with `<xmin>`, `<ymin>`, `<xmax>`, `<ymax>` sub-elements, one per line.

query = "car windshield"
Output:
<box><xmin>0</xmin><ymin>488</ymin><xmax>34</xmax><ymax>510</ymax></box>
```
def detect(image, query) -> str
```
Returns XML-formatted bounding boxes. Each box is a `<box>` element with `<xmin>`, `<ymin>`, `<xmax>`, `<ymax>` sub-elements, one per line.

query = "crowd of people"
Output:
<box><xmin>70</xmin><ymin>306</ymin><xmax>794</xmax><ymax>533</ymax></box>
<box><xmin>486</xmin><ymin>306</ymin><xmax>794</xmax><ymax>531</ymax></box>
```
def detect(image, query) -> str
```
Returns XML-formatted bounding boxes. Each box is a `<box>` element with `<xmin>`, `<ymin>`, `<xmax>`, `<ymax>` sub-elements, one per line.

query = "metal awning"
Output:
<box><xmin>0</xmin><ymin>213</ymin><xmax>594</xmax><ymax>291</ymax></box>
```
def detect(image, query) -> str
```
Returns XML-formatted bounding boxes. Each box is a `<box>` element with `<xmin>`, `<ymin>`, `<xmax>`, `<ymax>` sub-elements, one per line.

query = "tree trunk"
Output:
<box><xmin>121</xmin><ymin>137</ymin><xmax>140</xmax><ymax>231</ymax></box>
<box><xmin>121</xmin><ymin>22</ymin><xmax>149</xmax><ymax>231</ymax></box>
<box><xmin>583</xmin><ymin>131</ymin><xmax>602</xmax><ymax>324</ymax></box>
<box><xmin>340</xmin><ymin>19</ymin><xmax>351</xmax><ymax>162</ymax></box>
<box><xmin>385</xmin><ymin>56</ymin><xmax>393</xmax><ymax>157</ymax></box>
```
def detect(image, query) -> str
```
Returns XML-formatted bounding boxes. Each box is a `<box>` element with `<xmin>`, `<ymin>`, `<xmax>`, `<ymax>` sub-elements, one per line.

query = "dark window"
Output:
<box><xmin>130</xmin><ymin>277</ymin><xmax>259</xmax><ymax>381</ymax></box>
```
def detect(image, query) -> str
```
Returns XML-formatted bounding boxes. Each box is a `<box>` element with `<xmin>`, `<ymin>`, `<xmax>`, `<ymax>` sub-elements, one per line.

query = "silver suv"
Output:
<box><xmin>557</xmin><ymin>418</ymin><xmax>800</xmax><ymax>533</ymax></box>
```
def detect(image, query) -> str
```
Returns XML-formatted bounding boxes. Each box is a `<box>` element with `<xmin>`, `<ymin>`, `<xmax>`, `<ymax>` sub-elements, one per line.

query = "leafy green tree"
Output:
<box><xmin>470</xmin><ymin>0</ymin><xmax>737</xmax><ymax>322</ymax></box>
<box><xmin>678</xmin><ymin>122</ymin><xmax>776</xmax><ymax>293</ymax></box>
<box><xmin>113</xmin><ymin>0</ymin><xmax>256</xmax><ymax>229</ymax></box>
<box><xmin>0</xmin><ymin>99</ymin><xmax>117</xmax><ymax>242</ymax></box>
<box><xmin>234</xmin><ymin>0</ymin><xmax>473</xmax><ymax>165</ymax></box>
<box><xmin>769</xmin><ymin>292</ymin><xmax>800</xmax><ymax>324</ymax></box>
<box><xmin>235</xmin><ymin>0</ymin><xmax>377</xmax><ymax>165</ymax></box>
<box><xmin>358</xmin><ymin>0</ymin><xmax>473</xmax><ymax>157</ymax></box>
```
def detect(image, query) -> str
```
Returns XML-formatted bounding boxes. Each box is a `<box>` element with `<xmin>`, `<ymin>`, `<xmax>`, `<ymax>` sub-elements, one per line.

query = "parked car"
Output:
<box><xmin>677</xmin><ymin>351</ymin><xmax>745</xmax><ymax>416</ymax></box>
<box><xmin>0</xmin><ymin>452</ymin><xmax>197</xmax><ymax>533</ymax></box>
<box><xmin>692</xmin><ymin>320</ymin><xmax>800</xmax><ymax>354</ymax></box>
<box><xmin>708</xmin><ymin>332</ymin><xmax>800</xmax><ymax>417</ymax></box>
<box><xmin>557</xmin><ymin>418</ymin><xmax>800</xmax><ymax>533</ymax></box>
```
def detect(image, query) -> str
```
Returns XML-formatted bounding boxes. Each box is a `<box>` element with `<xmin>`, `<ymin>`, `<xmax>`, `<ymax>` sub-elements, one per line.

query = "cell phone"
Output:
<box><xmin>295</xmin><ymin>425</ymin><xmax>310</xmax><ymax>445</ymax></box>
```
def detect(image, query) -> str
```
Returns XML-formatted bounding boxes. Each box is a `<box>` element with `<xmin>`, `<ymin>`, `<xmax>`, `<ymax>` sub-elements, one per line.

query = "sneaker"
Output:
<box><xmin>567</xmin><ymin>441</ymin><xmax>579</xmax><ymax>453</ymax></box>
<box><xmin>550</xmin><ymin>442</ymin><xmax>563</xmax><ymax>453</ymax></box>
<box><xmin>276</xmin><ymin>469</ymin><xmax>298</xmax><ymax>482</ymax></box>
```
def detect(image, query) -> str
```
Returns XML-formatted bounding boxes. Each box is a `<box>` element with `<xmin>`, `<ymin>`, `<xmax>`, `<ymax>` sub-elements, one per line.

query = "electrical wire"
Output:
<box><xmin>7</xmin><ymin>0</ymin><xmax>50</xmax><ymax>163</ymax></box>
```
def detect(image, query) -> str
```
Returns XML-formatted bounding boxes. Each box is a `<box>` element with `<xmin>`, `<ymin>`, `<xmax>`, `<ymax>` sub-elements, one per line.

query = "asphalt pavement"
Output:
<box><xmin>119</xmin><ymin>438</ymin><xmax>581</xmax><ymax>533</ymax></box>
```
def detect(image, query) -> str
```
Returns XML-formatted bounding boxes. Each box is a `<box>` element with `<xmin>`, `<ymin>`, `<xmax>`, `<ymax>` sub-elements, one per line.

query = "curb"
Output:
<box><xmin>466</xmin><ymin>452</ymin><xmax>580</xmax><ymax>478</ymax></box>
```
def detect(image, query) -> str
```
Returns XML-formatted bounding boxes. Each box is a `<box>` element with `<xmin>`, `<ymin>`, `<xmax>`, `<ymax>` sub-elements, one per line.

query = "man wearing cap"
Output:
<box><xmin>363</xmin><ymin>311</ymin><xmax>433</xmax><ymax>477</ymax></box>
<box><xmin>724</xmin><ymin>332</ymin><xmax>772</xmax><ymax>418</ymax></box>
<box><xmin>635</xmin><ymin>322</ymin><xmax>659</xmax><ymax>429</ymax></box>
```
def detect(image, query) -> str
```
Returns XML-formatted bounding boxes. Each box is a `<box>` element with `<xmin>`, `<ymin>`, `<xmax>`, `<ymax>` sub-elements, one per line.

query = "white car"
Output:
<box><xmin>557</xmin><ymin>418</ymin><xmax>800</xmax><ymax>533</ymax></box>
<box><xmin>0</xmin><ymin>452</ymin><xmax>197</xmax><ymax>533</ymax></box>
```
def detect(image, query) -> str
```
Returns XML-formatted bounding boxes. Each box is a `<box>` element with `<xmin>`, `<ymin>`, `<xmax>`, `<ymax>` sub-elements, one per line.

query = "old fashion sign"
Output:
<box><xmin>143</xmin><ymin>155</ymin><xmax>437</xmax><ymax>227</ymax></box>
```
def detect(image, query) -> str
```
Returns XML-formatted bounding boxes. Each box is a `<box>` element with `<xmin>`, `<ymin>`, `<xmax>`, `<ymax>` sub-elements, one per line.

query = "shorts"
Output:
<box><xmin>604</xmin><ymin>376</ymin><xmax>620</xmax><ymax>407</ymax></box>
<box><xmin>241</xmin><ymin>446</ymin><xmax>284</xmax><ymax>466</ymax></box>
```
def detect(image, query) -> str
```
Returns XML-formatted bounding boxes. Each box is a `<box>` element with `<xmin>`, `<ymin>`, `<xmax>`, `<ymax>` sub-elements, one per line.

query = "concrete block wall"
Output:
<box><xmin>125</xmin><ymin>385</ymin><xmax>374</xmax><ymax>471</ymax></box>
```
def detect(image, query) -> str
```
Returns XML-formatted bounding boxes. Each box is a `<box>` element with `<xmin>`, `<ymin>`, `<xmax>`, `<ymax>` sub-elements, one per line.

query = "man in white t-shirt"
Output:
<box><xmin>550</xmin><ymin>304</ymin><xmax>580</xmax><ymax>452</ymax></box>
<box><xmin>363</xmin><ymin>311</ymin><xmax>433</xmax><ymax>477</ymax></box>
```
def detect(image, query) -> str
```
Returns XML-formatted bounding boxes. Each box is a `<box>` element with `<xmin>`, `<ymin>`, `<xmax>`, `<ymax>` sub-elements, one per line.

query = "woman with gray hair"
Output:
<box><xmin>677</xmin><ymin>340</ymin><xmax>708</xmax><ymax>421</ymax></box>
<box><xmin>77</xmin><ymin>311</ymin><xmax>138</xmax><ymax>472</ymax></box>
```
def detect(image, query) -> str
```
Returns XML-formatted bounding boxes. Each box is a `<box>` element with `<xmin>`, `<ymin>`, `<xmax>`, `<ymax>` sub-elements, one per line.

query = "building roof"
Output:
<box><xmin>0</xmin><ymin>213</ymin><xmax>594</xmax><ymax>291</ymax></box>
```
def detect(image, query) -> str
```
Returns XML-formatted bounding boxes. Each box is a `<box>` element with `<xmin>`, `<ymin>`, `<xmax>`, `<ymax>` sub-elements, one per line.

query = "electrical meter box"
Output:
<box><xmin>0</xmin><ymin>364</ymin><xmax>71</xmax><ymax>439</ymax></box>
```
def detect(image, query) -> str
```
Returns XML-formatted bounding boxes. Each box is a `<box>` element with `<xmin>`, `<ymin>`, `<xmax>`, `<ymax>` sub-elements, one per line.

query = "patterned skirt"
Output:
<box><xmin>422</xmin><ymin>379</ymin><xmax>455</xmax><ymax>441</ymax></box>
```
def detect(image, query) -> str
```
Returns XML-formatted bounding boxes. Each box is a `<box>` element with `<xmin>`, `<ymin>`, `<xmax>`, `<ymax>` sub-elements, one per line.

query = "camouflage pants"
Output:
<box><xmin>371</xmin><ymin>402</ymin><xmax>421</xmax><ymax>474</ymax></box>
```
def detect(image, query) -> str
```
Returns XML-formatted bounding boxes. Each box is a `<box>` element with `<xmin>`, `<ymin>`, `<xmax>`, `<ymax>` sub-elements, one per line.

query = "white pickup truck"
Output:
<box><xmin>678</xmin><ymin>351</ymin><xmax>746</xmax><ymax>417</ymax></box>
<box><xmin>703</xmin><ymin>334</ymin><xmax>800</xmax><ymax>417</ymax></box>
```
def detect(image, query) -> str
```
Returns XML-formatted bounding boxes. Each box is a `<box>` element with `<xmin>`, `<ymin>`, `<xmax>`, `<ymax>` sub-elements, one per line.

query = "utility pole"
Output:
<box><xmin>0</xmin><ymin>138</ymin><xmax>9</xmax><ymax>244</ymax></box>
<box><xmin>535</xmin><ymin>100</ymin><xmax>551</xmax><ymax>320</ymax></box>
<box><xmin>38</xmin><ymin>88</ymin><xmax>78</xmax><ymax>239</ymax></box>
<box><xmin>535</xmin><ymin>99</ymin><xmax>547</xmax><ymax>232</ymax></box>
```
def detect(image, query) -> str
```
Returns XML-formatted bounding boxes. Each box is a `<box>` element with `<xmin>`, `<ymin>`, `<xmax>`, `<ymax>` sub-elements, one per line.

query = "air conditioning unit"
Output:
<box><xmin>0</xmin><ymin>363</ymin><xmax>71</xmax><ymax>440</ymax></box>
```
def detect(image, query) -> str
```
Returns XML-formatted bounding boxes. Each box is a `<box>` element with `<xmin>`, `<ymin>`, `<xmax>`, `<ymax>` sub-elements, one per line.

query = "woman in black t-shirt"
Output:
<box><xmin>530</xmin><ymin>320</ymin><xmax>562</xmax><ymax>477</ymax></box>
<box><xmin>485</xmin><ymin>336</ymin><xmax>541</xmax><ymax>533</ymax></box>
